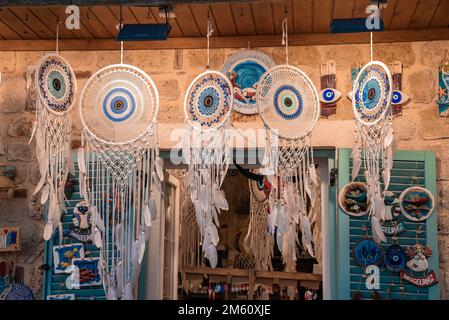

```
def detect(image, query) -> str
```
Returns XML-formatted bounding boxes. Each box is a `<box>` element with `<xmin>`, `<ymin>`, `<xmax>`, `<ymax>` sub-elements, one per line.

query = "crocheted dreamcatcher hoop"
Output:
<box><xmin>79</xmin><ymin>63</ymin><xmax>161</xmax><ymax>300</ymax></box>
<box><xmin>30</xmin><ymin>53</ymin><xmax>77</xmax><ymax>243</ymax></box>
<box><xmin>351</xmin><ymin>61</ymin><xmax>393</xmax><ymax>244</ymax></box>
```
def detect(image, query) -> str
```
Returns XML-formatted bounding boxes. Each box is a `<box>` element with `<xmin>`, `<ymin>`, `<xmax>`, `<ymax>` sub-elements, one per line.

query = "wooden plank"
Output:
<box><xmin>89</xmin><ymin>6</ymin><xmax>119</xmax><ymax>37</ymax></box>
<box><xmin>352</xmin><ymin>0</ymin><xmax>369</xmax><ymax>18</ymax></box>
<box><xmin>313</xmin><ymin>0</ymin><xmax>332</xmax><ymax>33</ymax></box>
<box><xmin>9</xmin><ymin>7</ymin><xmax>55</xmax><ymax>39</ymax></box>
<box><xmin>47</xmin><ymin>6</ymin><xmax>83</xmax><ymax>39</ymax></box>
<box><xmin>47</xmin><ymin>6</ymin><xmax>93</xmax><ymax>39</ymax></box>
<box><xmin>333</xmin><ymin>0</ymin><xmax>355</xmax><ymax>19</ymax></box>
<box><xmin>189</xmin><ymin>3</ymin><xmax>212</xmax><ymax>36</ymax></box>
<box><xmin>3</xmin><ymin>28</ymin><xmax>449</xmax><ymax>51</ymax></box>
<box><xmin>382</xmin><ymin>0</ymin><xmax>398</xmax><ymax>30</ymax></box>
<box><xmin>389</xmin><ymin>0</ymin><xmax>419</xmax><ymax>30</ymax></box>
<box><xmin>293</xmin><ymin>0</ymin><xmax>313</xmax><ymax>33</ymax></box>
<box><xmin>109</xmin><ymin>6</ymin><xmax>138</xmax><ymax>25</ymax></box>
<box><xmin>255</xmin><ymin>270</ymin><xmax>322</xmax><ymax>282</ymax></box>
<box><xmin>149</xmin><ymin>6</ymin><xmax>182</xmax><ymax>37</ymax></box>
<box><xmin>77</xmin><ymin>6</ymin><xmax>112</xmax><ymax>38</ymax></box>
<box><xmin>230</xmin><ymin>3</ymin><xmax>255</xmax><ymax>36</ymax></box>
<box><xmin>173</xmin><ymin>4</ymin><xmax>201</xmax><ymax>37</ymax></box>
<box><xmin>430</xmin><ymin>0</ymin><xmax>449</xmax><ymax>28</ymax></box>
<box><xmin>128</xmin><ymin>6</ymin><xmax>153</xmax><ymax>24</ymax></box>
<box><xmin>0</xmin><ymin>0</ymin><xmax>267</xmax><ymax>6</ymax></box>
<box><xmin>272</xmin><ymin>0</ymin><xmax>292</xmax><ymax>35</ymax></box>
<box><xmin>0</xmin><ymin>7</ymin><xmax>39</xmax><ymax>39</ymax></box>
<box><xmin>183</xmin><ymin>266</ymin><xmax>249</xmax><ymax>277</ymax></box>
<box><xmin>0</xmin><ymin>17</ymin><xmax>20</xmax><ymax>39</ymax></box>
<box><xmin>250</xmin><ymin>2</ymin><xmax>274</xmax><ymax>35</ymax></box>
<box><xmin>210</xmin><ymin>3</ymin><xmax>237</xmax><ymax>36</ymax></box>
<box><xmin>408</xmin><ymin>0</ymin><xmax>440</xmax><ymax>29</ymax></box>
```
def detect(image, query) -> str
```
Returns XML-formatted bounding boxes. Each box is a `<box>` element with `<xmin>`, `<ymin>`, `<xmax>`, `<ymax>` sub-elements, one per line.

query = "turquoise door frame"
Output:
<box><xmin>335</xmin><ymin>148</ymin><xmax>440</xmax><ymax>300</ymax></box>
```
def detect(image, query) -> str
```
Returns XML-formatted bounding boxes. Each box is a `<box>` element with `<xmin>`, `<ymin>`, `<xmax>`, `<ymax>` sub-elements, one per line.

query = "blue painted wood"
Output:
<box><xmin>336</xmin><ymin>148</ymin><xmax>440</xmax><ymax>300</ymax></box>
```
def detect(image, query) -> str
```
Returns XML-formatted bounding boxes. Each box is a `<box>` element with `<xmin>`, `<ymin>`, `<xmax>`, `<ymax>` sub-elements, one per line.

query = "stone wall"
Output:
<box><xmin>1</xmin><ymin>39</ymin><xmax>449</xmax><ymax>299</ymax></box>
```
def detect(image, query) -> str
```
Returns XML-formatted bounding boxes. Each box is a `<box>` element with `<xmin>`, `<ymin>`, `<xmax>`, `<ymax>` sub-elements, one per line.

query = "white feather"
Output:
<box><xmin>373</xmin><ymin>192</ymin><xmax>385</xmax><ymax>221</ymax></box>
<box><xmin>352</xmin><ymin>147</ymin><xmax>361</xmax><ymax>181</ymax></box>
<box><xmin>143</xmin><ymin>204</ymin><xmax>152</xmax><ymax>227</ymax></box>
<box><xmin>155</xmin><ymin>157</ymin><xmax>164</xmax><ymax>182</ymax></box>
<box><xmin>137</xmin><ymin>233</ymin><xmax>146</xmax><ymax>264</ymax></box>
<box><xmin>384</xmin><ymin>126</ymin><xmax>394</xmax><ymax>147</ymax></box>
<box><xmin>77</xmin><ymin>148</ymin><xmax>86</xmax><ymax>174</ymax></box>
<box><xmin>309</xmin><ymin>164</ymin><xmax>318</xmax><ymax>186</ymax></box>
<box><xmin>107</xmin><ymin>286</ymin><xmax>118</xmax><ymax>300</ymax></box>
<box><xmin>213</xmin><ymin>190</ymin><xmax>229</xmax><ymax>211</ymax></box>
<box><xmin>205</xmin><ymin>244</ymin><xmax>218</xmax><ymax>268</ymax></box>
<box><xmin>371</xmin><ymin>215</ymin><xmax>387</xmax><ymax>244</ymax></box>
<box><xmin>43</xmin><ymin>222</ymin><xmax>53</xmax><ymax>241</ymax></box>
<box><xmin>149</xmin><ymin>196</ymin><xmax>157</xmax><ymax>220</ymax></box>
<box><xmin>208</xmin><ymin>224</ymin><xmax>219</xmax><ymax>246</ymax></box>
<box><xmin>122</xmin><ymin>283</ymin><xmax>133</xmax><ymax>300</ymax></box>
<box><xmin>93</xmin><ymin>226</ymin><xmax>102</xmax><ymax>248</ymax></box>
<box><xmin>28</xmin><ymin>120</ymin><xmax>37</xmax><ymax>145</ymax></box>
<box><xmin>40</xmin><ymin>183</ymin><xmax>50</xmax><ymax>204</ymax></box>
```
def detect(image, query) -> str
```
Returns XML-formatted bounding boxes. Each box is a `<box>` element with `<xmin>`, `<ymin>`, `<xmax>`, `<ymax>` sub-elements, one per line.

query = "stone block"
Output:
<box><xmin>0</xmin><ymin>74</ymin><xmax>27</xmax><ymax>114</ymax></box>
<box><xmin>7</xmin><ymin>116</ymin><xmax>33</xmax><ymax>138</ymax></box>
<box><xmin>420</xmin><ymin>41</ymin><xmax>449</xmax><ymax>67</ymax></box>
<box><xmin>407</xmin><ymin>69</ymin><xmax>435</xmax><ymax>104</ymax></box>
<box><xmin>156</xmin><ymin>78</ymin><xmax>180</xmax><ymax>101</ymax></box>
<box><xmin>7</xmin><ymin>142</ymin><xmax>34</xmax><ymax>162</ymax></box>
<box><xmin>375</xmin><ymin>42</ymin><xmax>416</xmax><ymax>67</ymax></box>
<box><xmin>0</xmin><ymin>52</ymin><xmax>16</xmax><ymax>73</ymax></box>
<box><xmin>186</xmin><ymin>49</ymin><xmax>224</xmax><ymax>70</ymax></box>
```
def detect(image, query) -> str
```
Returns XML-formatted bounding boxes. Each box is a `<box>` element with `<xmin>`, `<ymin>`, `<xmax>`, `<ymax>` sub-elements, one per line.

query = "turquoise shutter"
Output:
<box><xmin>335</xmin><ymin>149</ymin><xmax>440</xmax><ymax>300</ymax></box>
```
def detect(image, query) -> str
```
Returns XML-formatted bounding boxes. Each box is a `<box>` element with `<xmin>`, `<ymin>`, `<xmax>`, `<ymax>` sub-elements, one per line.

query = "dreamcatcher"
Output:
<box><xmin>256</xmin><ymin>14</ymin><xmax>320</xmax><ymax>263</ymax></box>
<box><xmin>183</xmin><ymin>17</ymin><xmax>234</xmax><ymax>268</ymax></box>
<box><xmin>79</xmin><ymin>62</ymin><xmax>160</xmax><ymax>300</ymax></box>
<box><xmin>29</xmin><ymin>36</ymin><xmax>77</xmax><ymax>243</ymax></box>
<box><xmin>351</xmin><ymin>33</ymin><xmax>393</xmax><ymax>244</ymax></box>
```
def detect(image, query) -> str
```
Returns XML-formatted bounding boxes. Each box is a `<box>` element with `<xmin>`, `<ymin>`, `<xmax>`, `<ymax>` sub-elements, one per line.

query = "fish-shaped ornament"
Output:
<box><xmin>320</xmin><ymin>60</ymin><xmax>341</xmax><ymax>117</ymax></box>
<box><xmin>391</xmin><ymin>61</ymin><xmax>410</xmax><ymax>116</ymax></box>
<box><xmin>437</xmin><ymin>61</ymin><xmax>449</xmax><ymax>117</ymax></box>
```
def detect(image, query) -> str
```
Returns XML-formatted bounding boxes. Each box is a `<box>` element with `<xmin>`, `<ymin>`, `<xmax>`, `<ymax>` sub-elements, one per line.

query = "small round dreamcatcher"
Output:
<box><xmin>35</xmin><ymin>53</ymin><xmax>76</xmax><ymax>115</ymax></box>
<box><xmin>30</xmin><ymin>53</ymin><xmax>77</xmax><ymax>243</ymax></box>
<box><xmin>183</xmin><ymin>18</ymin><xmax>234</xmax><ymax>269</ymax></box>
<box><xmin>399</xmin><ymin>186</ymin><xmax>435</xmax><ymax>222</ymax></box>
<box><xmin>79</xmin><ymin>63</ymin><xmax>160</xmax><ymax>300</ymax></box>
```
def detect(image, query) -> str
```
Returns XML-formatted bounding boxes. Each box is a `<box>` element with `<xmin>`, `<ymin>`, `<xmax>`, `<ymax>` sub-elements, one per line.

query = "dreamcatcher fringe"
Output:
<box><xmin>246</xmin><ymin>185</ymin><xmax>274</xmax><ymax>271</ymax></box>
<box><xmin>352</xmin><ymin>117</ymin><xmax>394</xmax><ymax>244</ymax></box>
<box><xmin>30</xmin><ymin>92</ymin><xmax>73</xmax><ymax>244</ymax></box>
<box><xmin>183</xmin><ymin>119</ymin><xmax>231</xmax><ymax>268</ymax></box>
<box><xmin>263</xmin><ymin>131</ymin><xmax>317</xmax><ymax>264</ymax></box>
<box><xmin>79</xmin><ymin>123</ymin><xmax>160</xmax><ymax>300</ymax></box>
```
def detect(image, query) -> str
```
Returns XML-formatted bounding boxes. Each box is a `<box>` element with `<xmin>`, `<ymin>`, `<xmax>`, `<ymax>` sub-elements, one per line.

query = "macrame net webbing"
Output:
<box><xmin>79</xmin><ymin>64</ymin><xmax>160</xmax><ymax>300</ymax></box>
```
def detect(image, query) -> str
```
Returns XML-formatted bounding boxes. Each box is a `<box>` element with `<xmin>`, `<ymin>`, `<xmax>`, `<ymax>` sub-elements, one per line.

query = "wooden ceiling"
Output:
<box><xmin>0</xmin><ymin>0</ymin><xmax>449</xmax><ymax>50</ymax></box>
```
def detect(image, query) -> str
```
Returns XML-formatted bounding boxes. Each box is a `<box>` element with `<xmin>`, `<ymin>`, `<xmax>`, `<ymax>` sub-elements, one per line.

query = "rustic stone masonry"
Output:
<box><xmin>1</xmin><ymin>40</ymin><xmax>449</xmax><ymax>299</ymax></box>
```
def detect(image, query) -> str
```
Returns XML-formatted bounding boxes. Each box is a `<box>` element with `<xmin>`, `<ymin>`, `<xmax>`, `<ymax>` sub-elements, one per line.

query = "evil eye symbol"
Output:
<box><xmin>319</xmin><ymin>88</ymin><xmax>341</xmax><ymax>104</ymax></box>
<box><xmin>391</xmin><ymin>90</ymin><xmax>410</xmax><ymax>105</ymax></box>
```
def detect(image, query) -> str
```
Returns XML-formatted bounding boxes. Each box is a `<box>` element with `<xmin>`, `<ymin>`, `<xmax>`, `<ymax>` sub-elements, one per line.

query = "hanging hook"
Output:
<box><xmin>147</xmin><ymin>8</ymin><xmax>151</xmax><ymax>20</ymax></box>
<box><xmin>282</xmin><ymin>8</ymin><xmax>289</xmax><ymax>65</ymax></box>
<box><xmin>206</xmin><ymin>12</ymin><xmax>214</xmax><ymax>70</ymax></box>
<box><xmin>56</xmin><ymin>17</ymin><xmax>60</xmax><ymax>54</ymax></box>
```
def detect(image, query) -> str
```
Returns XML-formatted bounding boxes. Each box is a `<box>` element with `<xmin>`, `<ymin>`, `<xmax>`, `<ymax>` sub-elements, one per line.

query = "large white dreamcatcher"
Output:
<box><xmin>183</xmin><ymin>18</ymin><xmax>234</xmax><ymax>269</ymax></box>
<box><xmin>256</xmin><ymin>16</ymin><xmax>320</xmax><ymax>264</ymax></box>
<box><xmin>351</xmin><ymin>37</ymin><xmax>393</xmax><ymax>244</ymax></box>
<box><xmin>79</xmin><ymin>63</ymin><xmax>161</xmax><ymax>300</ymax></box>
<box><xmin>29</xmin><ymin>51</ymin><xmax>77</xmax><ymax>243</ymax></box>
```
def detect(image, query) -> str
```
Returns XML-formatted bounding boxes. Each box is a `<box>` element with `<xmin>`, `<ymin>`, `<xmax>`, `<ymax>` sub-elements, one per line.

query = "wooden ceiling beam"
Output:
<box><xmin>1</xmin><ymin>28</ymin><xmax>449</xmax><ymax>51</ymax></box>
<box><xmin>0</xmin><ymin>0</ymin><xmax>269</xmax><ymax>7</ymax></box>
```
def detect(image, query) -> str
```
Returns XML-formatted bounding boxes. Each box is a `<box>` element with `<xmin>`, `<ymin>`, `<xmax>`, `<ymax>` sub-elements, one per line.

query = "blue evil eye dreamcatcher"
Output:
<box><xmin>391</xmin><ymin>90</ymin><xmax>409</xmax><ymax>106</ymax></box>
<box><xmin>385</xmin><ymin>244</ymin><xmax>406</xmax><ymax>272</ymax></box>
<box><xmin>257</xmin><ymin>65</ymin><xmax>320</xmax><ymax>139</ymax></box>
<box><xmin>79</xmin><ymin>64</ymin><xmax>159</xmax><ymax>144</ymax></box>
<box><xmin>319</xmin><ymin>88</ymin><xmax>341</xmax><ymax>104</ymax></box>
<box><xmin>352</xmin><ymin>239</ymin><xmax>384</xmax><ymax>267</ymax></box>
<box><xmin>353</xmin><ymin>61</ymin><xmax>392</xmax><ymax>126</ymax></box>
<box><xmin>184</xmin><ymin>70</ymin><xmax>233</xmax><ymax>129</ymax></box>
<box><xmin>221</xmin><ymin>50</ymin><xmax>275</xmax><ymax>115</ymax></box>
<box><xmin>35</xmin><ymin>53</ymin><xmax>76</xmax><ymax>113</ymax></box>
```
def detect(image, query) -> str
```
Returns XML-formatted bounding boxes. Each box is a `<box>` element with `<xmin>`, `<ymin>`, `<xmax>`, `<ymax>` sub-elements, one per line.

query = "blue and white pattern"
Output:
<box><xmin>353</xmin><ymin>62</ymin><xmax>392</xmax><ymax>125</ymax></box>
<box><xmin>186</xmin><ymin>72</ymin><xmax>233</xmax><ymax>129</ymax></box>
<box><xmin>273</xmin><ymin>85</ymin><xmax>303</xmax><ymax>120</ymax></box>
<box><xmin>37</xmin><ymin>55</ymin><xmax>75</xmax><ymax>112</ymax></box>
<box><xmin>221</xmin><ymin>50</ymin><xmax>275</xmax><ymax>114</ymax></box>
<box><xmin>102</xmin><ymin>88</ymin><xmax>136</xmax><ymax>122</ymax></box>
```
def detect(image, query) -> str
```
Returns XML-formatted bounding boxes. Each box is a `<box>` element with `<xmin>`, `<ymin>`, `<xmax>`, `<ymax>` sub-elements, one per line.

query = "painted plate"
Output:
<box><xmin>221</xmin><ymin>50</ymin><xmax>275</xmax><ymax>115</ymax></box>
<box><xmin>79</xmin><ymin>64</ymin><xmax>159</xmax><ymax>144</ymax></box>
<box><xmin>338</xmin><ymin>182</ymin><xmax>369</xmax><ymax>217</ymax></box>
<box><xmin>353</xmin><ymin>61</ymin><xmax>392</xmax><ymax>126</ymax></box>
<box><xmin>257</xmin><ymin>65</ymin><xmax>320</xmax><ymax>140</ymax></box>
<box><xmin>399</xmin><ymin>186</ymin><xmax>435</xmax><ymax>222</ymax></box>
<box><xmin>352</xmin><ymin>239</ymin><xmax>384</xmax><ymax>267</ymax></box>
<box><xmin>35</xmin><ymin>53</ymin><xmax>77</xmax><ymax>114</ymax></box>
<box><xmin>184</xmin><ymin>70</ymin><xmax>233</xmax><ymax>130</ymax></box>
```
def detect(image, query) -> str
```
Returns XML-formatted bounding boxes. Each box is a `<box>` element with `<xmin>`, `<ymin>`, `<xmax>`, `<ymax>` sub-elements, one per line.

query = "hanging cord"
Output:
<box><xmin>282</xmin><ymin>8</ymin><xmax>289</xmax><ymax>65</ymax></box>
<box><xmin>206</xmin><ymin>12</ymin><xmax>214</xmax><ymax>69</ymax></box>
<box><xmin>56</xmin><ymin>17</ymin><xmax>60</xmax><ymax>54</ymax></box>
<box><xmin>370</xmin><ymin>32</ymin><xmax>373</xmax><ymax>61</ymax></box>
<box><xmin>120</xmin><ymin>5</ymin><xmax>124</xmax><ymax>64</ymax></box>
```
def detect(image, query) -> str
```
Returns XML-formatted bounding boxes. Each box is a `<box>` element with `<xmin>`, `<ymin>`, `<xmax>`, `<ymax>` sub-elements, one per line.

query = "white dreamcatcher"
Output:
<box><xmin>79</xmin><ymin>61</ymin><xmax>161</xmax><ymax>300</ymax></box>
<box><xmin>29</xmin><ymin>41</ymin><xmax>77</xmax><ymax>243</ymax></box>
<box><xmin>351</xmin><ymin>33</ymin><xmax>393</xmax><ymax>244</ymax></box>
<box><xmin>256</xmin><ymin>15</ymin><xmax>320</xmax><ymax>264</ymax></box>
<box><xmin>183</xmin><ymin>18</ymin><xmax>234</xmax><ymax>268</ymax></box>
